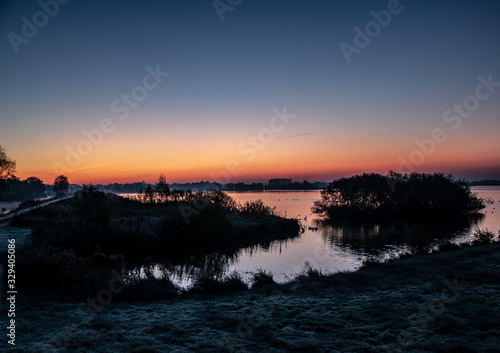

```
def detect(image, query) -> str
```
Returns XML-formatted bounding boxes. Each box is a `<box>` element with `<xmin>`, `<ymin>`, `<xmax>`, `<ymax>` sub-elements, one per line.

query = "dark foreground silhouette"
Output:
<box><xmin>7</xmin><ymin>186</ymin><xmax>299</xmax><ymax>300</ymax></box>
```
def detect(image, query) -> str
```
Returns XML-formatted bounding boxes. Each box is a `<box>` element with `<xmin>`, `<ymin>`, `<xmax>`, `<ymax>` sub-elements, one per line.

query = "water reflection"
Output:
<box><xmin>127</xmin><ymin>188</ymin><xmax>497</xmax><ymax>287</ymax></box>
<box><xmin>133</xmin><ymin>216</ymin><xmax>485</xmax><ymax>287</ymax></box>
<box><xmin>130</xmin><ymin>231</ymin><xmax>300</xmax><ymax>287</ymax></box>
<box><xmin>320</xmin><ymin>214</ymin><xmax>484</xmax><ymax>253</ymax></box>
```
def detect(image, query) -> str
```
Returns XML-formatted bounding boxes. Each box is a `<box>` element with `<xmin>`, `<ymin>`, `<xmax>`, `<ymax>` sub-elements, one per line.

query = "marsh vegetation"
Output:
<box><xmin>7</xmin><ymin>180</ymin><xmax>300</xmax><ymax>300</ymax></box>
<box><xmin>313</xmin><ymin>172</ymin><xmax>485</xmax><ymax>220</ymax></box>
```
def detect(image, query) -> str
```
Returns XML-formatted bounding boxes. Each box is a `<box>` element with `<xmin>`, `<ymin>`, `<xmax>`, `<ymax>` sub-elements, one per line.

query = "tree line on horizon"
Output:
<box><xmin>100</xmin><ymin>178</ymin><xmax>329</xmax><ymax>194</ymax></box>
<box><xmin>0</xmin><ymin>145</ymin><xmax>70</xmax><ymax>201</ymax></box>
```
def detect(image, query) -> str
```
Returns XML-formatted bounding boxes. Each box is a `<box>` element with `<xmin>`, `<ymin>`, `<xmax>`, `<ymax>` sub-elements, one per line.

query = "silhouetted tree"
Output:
<box><xmin>6</xmin><ymin>176</ymin><xmax>47</xmax><ymax>199</ymax></box>
<box><xmin>0</xmin><ymin>145</ymin><xmax>16</xmax><ymax>194</ymax></box>
<box><xmin>139</xmin><ymin>174</ymin><xmax>171</xmax><ymax>203</ymax></box>
<box><xmin>25</xmin><ymin>176</ymin><xmax>45</xmax><ymax>195</ymax></box>
<box><xmin>53</xmin><ymin>175</ymin><xmax>69</xmax><ymax>196</ymax></box>
<box><xmin>154</xmin><ymin>173</ymin><xmax>170</xmax><ymax>202</ymax></box>
<box><xmin>143</xmin><ymin>185</ymin><xmax>155</xmax><ymax>203</ymax></box>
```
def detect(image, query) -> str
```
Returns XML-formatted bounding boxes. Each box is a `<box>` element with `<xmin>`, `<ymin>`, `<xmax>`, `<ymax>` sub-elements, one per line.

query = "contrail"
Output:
<box><xmin>472</xmin><ymin>118</ymin><xmax>500</xmax><ymax>124</ymax></box>
<box><xmin>67</xmin><ymin>157</ymin><xmax>148</xmax><ymax>173</ymax></box>
<box><xmin>271</xmin><ymin>133</ymin><xmax>313</xmax><ymax>141</ymax></box>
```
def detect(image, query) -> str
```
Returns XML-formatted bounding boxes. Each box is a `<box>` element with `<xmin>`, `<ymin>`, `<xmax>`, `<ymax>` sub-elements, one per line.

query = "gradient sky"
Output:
<box><xmin>1</xmin><ymin>0</ymin><xmax>499</xmax><ymax>184</ymax></box>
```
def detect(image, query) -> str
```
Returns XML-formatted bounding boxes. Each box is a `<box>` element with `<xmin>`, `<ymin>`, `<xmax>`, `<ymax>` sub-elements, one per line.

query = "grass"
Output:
<box><xmin>293</xmin><ymin>261</ymin><xmax>327</xmax><ymax>281</ymax></box>
<box><xmin>8</xmin><ymin>242</ymin><xmax>500</xmax><ymax>352</ymax></box>
<box><xmin>251</xmin><ymin>269</ymin><xmax>276</xmax><ymax>289</ymax></box>
<box><xmin>189</xmin><ymin>271</ymin><xmax>249</xmax><ymax>294</ymax></box>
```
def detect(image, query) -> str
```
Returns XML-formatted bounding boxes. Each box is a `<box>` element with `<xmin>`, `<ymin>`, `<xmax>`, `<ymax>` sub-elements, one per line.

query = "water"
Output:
<box><xmin>136</xmin><ymin>186</ymin><xmax>500</xmax><ymax>286</ymax></box>
<box><xmin>2</xmin><ymin>187</ymin><xmax>498</xmax><ymax>286</ymax></box>
<box><xmin>223</xmin><ymin>187</ymin><xmax>499</xmax><ymax>282</ymax></box>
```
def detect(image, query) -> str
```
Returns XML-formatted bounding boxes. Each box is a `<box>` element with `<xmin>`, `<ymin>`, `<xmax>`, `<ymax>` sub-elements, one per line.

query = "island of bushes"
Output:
<box><xmin>313</xmin><ymin>172</ymin><xmax>485</xmax><ymax>220</ymax></box>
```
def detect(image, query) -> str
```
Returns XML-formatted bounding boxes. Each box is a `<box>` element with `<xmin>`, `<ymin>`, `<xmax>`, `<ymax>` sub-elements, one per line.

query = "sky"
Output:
<box><xmin>1</xmin><ymin>0</ymin><xmax>499</xmax><ymax>184</ymax></box>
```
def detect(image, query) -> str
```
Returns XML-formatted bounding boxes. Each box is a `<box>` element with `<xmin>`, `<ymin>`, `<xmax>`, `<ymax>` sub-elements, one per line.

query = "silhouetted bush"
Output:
<box><xmin>162</xmin><ymin>203</ymin><xmax>240</xmax><ymax>246</ymax></box>
<box><xmin>189</xmin><ymin>271</ymin><xmax>248</xmax><ymax>294</ymax></box>
<box><xmin>206</xmin><ymin>190</ymin><xmax>239</xmax><ymax>212</ymax></box>
<box><xmin>406</xmin><ymin>230</ymin><xmax>431</xmax><ymax>255</ymax></box>
<box><xmin>223</xmin><ymin>271</ymin><xmax>249</xmax><ymax>291</ymax></box>
<box><xmin>472</xmin><ymin>228</ymin><xmax>498</xmax><ymax>244</ymax></box>
<box><xmin>294</xmin><ymin>261</ymin><xmax>326</xmax><ymax>281</ymax></box>
<box><xmin>251</xmin><ymin>269</ymin><xmax>276</xmax><ymax>288</ymax></box>
<box><xmin>240</xmin><ymin>199</ymin><xmax>278</xmax><ymax>217</ymax></box>
<box><xmin>74</xmin><ymin>184</ymin><xmax>110</xmax><ymax>230</ymax></box>
<box><xmin>120</xmin><ymin>267</ymin><xmax>180</xmax><ymax>301</ymax></box>
<box><xmin>13</xmin><ymin>190</ymin><xmax>299</xmax><ymax>256</ymax></box>
<box><xmin>313</xmin><ymin>172</ymin><xmax>485</xmax><ymax>220</ymax></box>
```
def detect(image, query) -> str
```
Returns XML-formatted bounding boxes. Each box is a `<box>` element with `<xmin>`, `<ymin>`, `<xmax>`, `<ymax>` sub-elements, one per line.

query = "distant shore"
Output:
<box><xmin>8</xmin><ymin>242</ymin><xmax>500</xmax><ymax>352</ymax></box>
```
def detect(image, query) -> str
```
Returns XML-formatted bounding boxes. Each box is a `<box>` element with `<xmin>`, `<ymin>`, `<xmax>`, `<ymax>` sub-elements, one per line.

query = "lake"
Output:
<box><xmin>132</xmin><ymin>186</ymin><xmax>500</xmax><ymax>287</ymax></box>
<box><xmin>1</xmin><ymin>187</ymin><xmax>498</xmax><ymax>286</ymax></box>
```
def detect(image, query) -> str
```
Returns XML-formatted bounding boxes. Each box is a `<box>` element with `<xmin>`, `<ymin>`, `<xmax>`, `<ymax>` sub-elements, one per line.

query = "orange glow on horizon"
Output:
<box><xmin>13</xmin><ymin>152</ymin><xmax>500</xmax><ymax>185</ymax></box>
<box><xmin>7</xmin><ymin>115</ymin><xmax>500</xmax><ymax>184</ymax></box>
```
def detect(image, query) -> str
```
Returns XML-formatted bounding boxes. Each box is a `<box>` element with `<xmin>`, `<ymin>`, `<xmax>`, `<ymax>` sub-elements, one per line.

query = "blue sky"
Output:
<box><xmin>1</xmin><ymin>0</ymin><xmax>499</xmax><ymax>183</ymax></box>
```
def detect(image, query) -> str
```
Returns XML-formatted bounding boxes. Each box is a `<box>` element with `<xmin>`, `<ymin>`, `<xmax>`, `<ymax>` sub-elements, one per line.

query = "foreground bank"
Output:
<box><xmin>6</xmin><ymin>242</ymin><xmax>499</xmax><ymax>353</ymax></box>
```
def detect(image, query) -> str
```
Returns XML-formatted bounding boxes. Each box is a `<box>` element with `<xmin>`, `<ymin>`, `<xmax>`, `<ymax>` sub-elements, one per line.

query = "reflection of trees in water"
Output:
<box><xmin>130</xmin><ymin>231</ymin><xmax>300</xmax><ymax>281</ymax></box>
<box><xmin>160</xmin><ymin>251</ymin><xmax>239</xmax><ymax>280</ymax></box>
<box><xmin>320</xmin><ymin>214</ymin><xmax>484</xmax><ymax>252</ymax></box>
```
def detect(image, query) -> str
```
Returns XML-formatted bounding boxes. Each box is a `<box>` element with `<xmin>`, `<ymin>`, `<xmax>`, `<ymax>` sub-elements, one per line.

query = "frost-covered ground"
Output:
<box><xmin>6</xmin><ymin>243</ymin><xmax>500</xmax><ymax>353</ymax></box>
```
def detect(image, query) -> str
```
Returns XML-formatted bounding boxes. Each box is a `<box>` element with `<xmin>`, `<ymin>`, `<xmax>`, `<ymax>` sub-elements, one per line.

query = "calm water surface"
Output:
<box><xmin>1</xmin><ymin>187</ymin><xmax>498</xmax><ymax>286</ymax></box>
<box><xmin>135</xmin><ymin>186</ymin><xmax>500</xmax><ymax>286</ymax></box>
<box><xmin>219</xmin><ymin>187</ymin><xmax>500</xmax><ymax>284</ymax></box>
